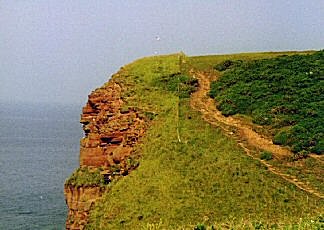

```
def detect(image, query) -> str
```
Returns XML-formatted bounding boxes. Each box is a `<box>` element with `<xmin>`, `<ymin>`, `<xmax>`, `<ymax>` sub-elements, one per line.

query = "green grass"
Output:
<box><xmin>65</xmin><ymin>167</ymin><xmax>106</xmax><ymax>187</ymax></box>
<box><xmin>209</xmin><ymin>50</ymin><xmax>323</xmax><ymax>155</ymax></box>
<box><xmin>84</xmin><ymin>54</ymin><xmax>323</xmax><ymax>229</ymax></box>
<box><xmin>188</xmin><ymin>51</ymin><xmax>315</xmax><ymax>72</ymax></box>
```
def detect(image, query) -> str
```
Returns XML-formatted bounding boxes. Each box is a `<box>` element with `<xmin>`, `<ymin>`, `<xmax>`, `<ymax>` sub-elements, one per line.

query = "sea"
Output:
<box><xmin>0</xmin><ymin>102</ymin><xmax>83</xmax><ymax>230</ymax></box>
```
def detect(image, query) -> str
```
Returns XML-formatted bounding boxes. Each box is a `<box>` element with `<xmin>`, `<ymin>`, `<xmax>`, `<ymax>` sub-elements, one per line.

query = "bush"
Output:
<box><xmin>273</xmin><ymin>130</ymin><xmax>289</xmax><ymax>145</ymax></box>
<box><xmin>311</xmin><ymin>140</ymin><xmax>323</xmax><ymax>154</ymax></box>
<box><xmin>260</xmin><ymin>151</ymin><xmax>273</xmax><ymax>161</ymax></box>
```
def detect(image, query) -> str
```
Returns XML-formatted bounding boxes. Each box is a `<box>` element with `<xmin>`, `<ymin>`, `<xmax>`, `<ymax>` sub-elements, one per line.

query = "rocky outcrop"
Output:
<box><xmin>64</xmin><ymin>186</ymin><xmax>105</xmax><ymax>230</ymax></box>
<box><xmin>65</xmin><ymin>72</ymin><xmax>148</xmax><ymax>229</ymax></box>
<box><xmin>80</xmin><ymin>78</ymin><xmax>147</xmax><ymax>168</ymax></box>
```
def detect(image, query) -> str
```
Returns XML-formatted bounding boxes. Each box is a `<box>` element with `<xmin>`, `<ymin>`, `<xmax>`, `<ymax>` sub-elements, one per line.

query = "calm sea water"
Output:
<box><xmin>0</xmin><ymin>103</ymin><xmax>82</xmax><ymax>230</ymax></box>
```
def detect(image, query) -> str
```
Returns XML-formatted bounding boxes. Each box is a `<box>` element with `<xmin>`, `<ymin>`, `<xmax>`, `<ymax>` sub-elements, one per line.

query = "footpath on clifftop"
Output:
<box><xmin>65</xmin><ymin>52</ymin><xmax>323</xmax><ymax>229</ymax></box>
<box><xmin>189</xmin><ymin>70</ymin><xmax>324</xmax><ymax>199</ymax></box>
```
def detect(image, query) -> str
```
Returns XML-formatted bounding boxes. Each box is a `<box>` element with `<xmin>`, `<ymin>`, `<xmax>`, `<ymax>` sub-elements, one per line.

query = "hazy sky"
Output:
<box><xmin>1</xmin><ymin>1</ymin><xmax>323</xmax><ymax>105</ymax></box>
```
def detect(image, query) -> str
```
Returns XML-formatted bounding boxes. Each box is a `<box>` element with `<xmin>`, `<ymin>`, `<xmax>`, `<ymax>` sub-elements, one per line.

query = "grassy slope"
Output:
<box><xmin>85</xmin><ymin>53</ymin><xmax>323</xmax><ymax>229</ymax></box>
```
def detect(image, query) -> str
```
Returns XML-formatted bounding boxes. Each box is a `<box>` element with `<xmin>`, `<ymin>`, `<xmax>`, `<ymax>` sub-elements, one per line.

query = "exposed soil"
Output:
<box><xmin>190</xmin><ymin>70</ymin><xmax>324</xmax><ymax>199</ymax></box>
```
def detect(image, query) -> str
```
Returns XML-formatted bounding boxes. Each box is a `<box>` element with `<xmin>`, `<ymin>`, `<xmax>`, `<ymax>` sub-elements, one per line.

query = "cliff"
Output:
<box><xmin>64</xmin><ymin>70</ymin><xmax>149</xmax><ymax>229</ymax></box>
<box><xmin>64</xmin><ymin>53</ymin><xmax>186</xmax><ymax>229</ymax></box>
<box><xmin>79</xmin><ymin>76</ymin><xmax>147</xmax><ymax>168</ymax></box>
<box><xmin>64</xmin><ymin>52</ymin><xmax>323</xmax><ymax>229</ymax></box>
<box><xmin>64</xmin><ymin>186</ymin><xmax>105</xmax><ymax>229</ymax></box>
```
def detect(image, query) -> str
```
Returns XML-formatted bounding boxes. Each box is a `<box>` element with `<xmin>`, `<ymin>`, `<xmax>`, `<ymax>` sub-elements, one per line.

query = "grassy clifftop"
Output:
<box><xmin>83</xmin><ymin>53</ymin><xmax>323</xmax><ymax>229</ymax></box>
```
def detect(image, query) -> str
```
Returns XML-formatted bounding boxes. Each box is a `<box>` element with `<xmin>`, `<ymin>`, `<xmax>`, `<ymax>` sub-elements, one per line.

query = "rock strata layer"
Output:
<box><xmin>65</xmin><ymin>73</ymin><xmax>148</xmax><ymax>229</ymax></box>
<box><xmin>80</xmin><ymin>79</ymin><xmax>146</xmax><ymax>168</ymax></box>
<box><xmin>64</xmin><ymin>186</ymin><xmax>105</xmax><ymax>230</ymax></box>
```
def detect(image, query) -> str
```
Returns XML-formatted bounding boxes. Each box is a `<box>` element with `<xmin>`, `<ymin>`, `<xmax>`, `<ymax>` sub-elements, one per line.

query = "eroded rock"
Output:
<box><xmin>65</xmin><ymin>74</ymin><xmax>148</xmax><ymax>229</ymax></box>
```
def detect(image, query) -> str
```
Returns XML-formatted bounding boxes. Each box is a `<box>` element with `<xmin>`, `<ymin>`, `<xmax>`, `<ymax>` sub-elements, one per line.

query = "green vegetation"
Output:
<box><xmin>85</xmin><ymin>54</ymin><xmax>323</xmax><ymax>229</ymax></box>
<box><xmin>193</xmin><ymin>217</ymin><xmax>324</xmax><ymax>230</ymax></box>
<box><xmin>214</xmin><ymin>59</ymin><xmax>243</xmax><ymax>72</ymax></box>
<box><xmin>187</xmin><ymin>51</ymin><xmax>315</xmax><ymax>72</ymax></box>
<box><xmin>153</xmin><ymin>73</ymin><xmax>198</xmax><ymax>98</ymax></box>
<box><xmin>65</xmin><ymin>156</ymin><xmax>141</xmax><ymax>187</ymax></box>
<box><xmin>209</xmin><ymin>51</ymin><xmax>323</xmax><ymax>155</ymax></box>
<box><xmin>260</xmin><ymin>151</ymin><xmax>273</xmax><ymax>161</ymax></box>
<box><xmin>65</xmin><ymin>167</ymin><xmax>106</xmax><ymax>187</ymax></box>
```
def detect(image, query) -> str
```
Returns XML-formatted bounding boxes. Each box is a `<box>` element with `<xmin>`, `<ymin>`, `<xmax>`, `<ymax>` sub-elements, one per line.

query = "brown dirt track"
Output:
<box><xmin>189</xmin><ymin>70</ymin><xmax>324</xmax><ymax>199</ymax></box>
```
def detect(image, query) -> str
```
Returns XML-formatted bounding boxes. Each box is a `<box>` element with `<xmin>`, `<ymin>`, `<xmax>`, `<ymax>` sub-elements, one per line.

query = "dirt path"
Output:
<box><xmin>190</xmin><ymin>70</ymin><xmax>324</xmax><ymax>199</ymax></box>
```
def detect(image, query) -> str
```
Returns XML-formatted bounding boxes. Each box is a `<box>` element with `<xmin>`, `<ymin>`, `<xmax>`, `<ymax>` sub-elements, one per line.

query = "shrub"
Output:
<box><xmin>260</xmin><ymin>151</ymin><xmax>273</xmax><ymax>161</ymax></box>
<box><xmin>273</xmin><ymin>130</ymin><xmax>289</xmax><ymax>145</ymax></box>
<box><xmin>311</xmin><ymin>140</ymin><xmax>323</xmax><ymax>154</ymax></box>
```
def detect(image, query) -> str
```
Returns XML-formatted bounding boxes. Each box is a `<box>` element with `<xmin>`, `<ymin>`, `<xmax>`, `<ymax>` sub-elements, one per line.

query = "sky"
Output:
<box><xmin>1</xmin><ymin>1</ymin><xmax>323</xmax><ymax>106</ymax></box>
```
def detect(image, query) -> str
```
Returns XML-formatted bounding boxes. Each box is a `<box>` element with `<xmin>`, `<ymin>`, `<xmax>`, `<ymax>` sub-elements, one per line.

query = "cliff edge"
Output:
<box><xmin>64</xmin><ymin>70</ymin><xmax>149</xmax><ymax>229</ymax></box>
<box><xmin>64</xmin><ymin>54</ymin><xmax>186</xmax><ymax>229</ymax></box>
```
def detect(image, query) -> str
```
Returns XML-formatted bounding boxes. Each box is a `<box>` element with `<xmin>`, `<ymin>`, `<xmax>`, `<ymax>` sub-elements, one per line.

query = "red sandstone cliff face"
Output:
<box><xmin>80</xmin><ymin>78</ymin><xmax>147</xmax><ymax>168</ymax></box>
<box><xmin>65</xmin><ymin>74</ymin><xmax>148</xmax><ymax>229</ymax></box>
<box><xmin>65</xmin><ymin>186</ymin><xmax>105</xmax><ymax>230</ymax></box>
